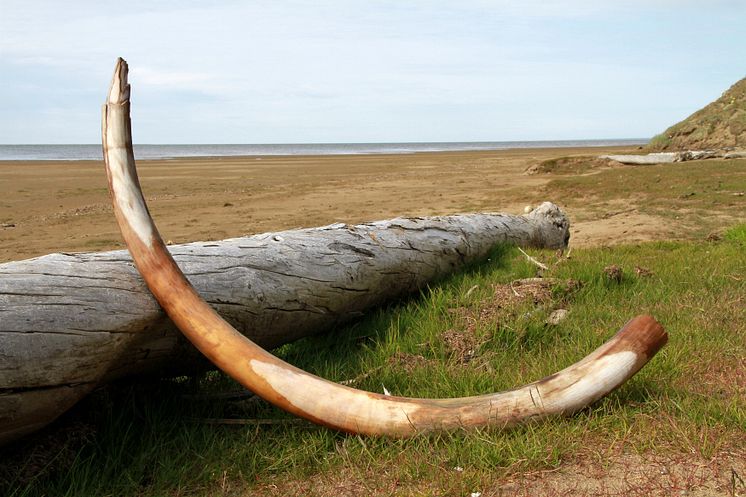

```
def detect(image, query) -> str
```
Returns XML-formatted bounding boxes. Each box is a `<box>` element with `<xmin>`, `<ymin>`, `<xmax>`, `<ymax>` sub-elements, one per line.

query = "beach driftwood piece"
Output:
<box><xmin>675</xmin><ymin>150</ymin><xmax>720</xmax><ymax>161</ymax></box>
<box><xmin>600</xmin><ymin>150</ymin><xmax>722</xmax><ymax>165</ymax></box>
<box><xmin>104</xmin><ymin>57</ymin><xmax>667</xmax><ymax>437</ymax></box>
<box><xmin>723</xmin><ymin>150</ymin><xmax>746</xmax><ymax>159</ymax></box>
<box><xmin>600</xmin><ymin>153</ymin><xmax>678</xmax><ymax>164</ymax></box>
<box><xmin>0</xmin><ymin>207</ymin><xmax>570</xmax><ymax>446</ymax></box>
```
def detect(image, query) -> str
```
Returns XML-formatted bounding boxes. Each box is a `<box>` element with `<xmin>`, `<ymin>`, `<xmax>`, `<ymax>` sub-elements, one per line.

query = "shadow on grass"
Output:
<box><xmin>276</xmin><ymin>243</ymin><xmax>516</xmax><ymax>375</ymax></box>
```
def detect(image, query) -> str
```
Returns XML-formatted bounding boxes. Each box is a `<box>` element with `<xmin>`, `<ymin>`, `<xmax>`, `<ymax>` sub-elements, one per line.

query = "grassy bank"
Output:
<box><xmin>3</xmin><ymin>224</ymin><xmax>744</xmax><ymax>496</ymax></box>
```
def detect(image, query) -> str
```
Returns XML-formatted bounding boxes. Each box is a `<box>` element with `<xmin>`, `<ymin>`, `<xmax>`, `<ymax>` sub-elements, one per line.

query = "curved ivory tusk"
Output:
<box><xmin>102</xmin><ymin>58</ymin><xmax>668</xmax><ymax>436</ymax></box>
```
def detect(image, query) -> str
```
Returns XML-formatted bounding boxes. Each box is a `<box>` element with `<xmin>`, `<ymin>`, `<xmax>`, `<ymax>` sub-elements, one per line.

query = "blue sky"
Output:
<box><xmin>1</xmin><ymin>1</ymin><xmax>744</xmax><ymax>144</ymax></box>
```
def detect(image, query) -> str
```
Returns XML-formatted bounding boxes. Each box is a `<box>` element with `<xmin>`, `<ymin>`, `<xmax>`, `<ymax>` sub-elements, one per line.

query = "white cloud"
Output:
<box><xmin>0</xmin><ymin>1</ymin><xmax>744</xmax><ymax>143</ymax></box>
<box><xmin>129</xmin><ymin>67</ymin><xmax>220</xmax><ymax>90</ymax></box>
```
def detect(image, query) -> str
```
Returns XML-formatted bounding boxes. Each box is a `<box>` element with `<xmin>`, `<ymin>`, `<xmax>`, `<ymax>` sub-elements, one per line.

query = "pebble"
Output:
<box><xmin>546</xmin><ymin>309</ymin><xmax>569</xmax><ymax>325</ymax></box>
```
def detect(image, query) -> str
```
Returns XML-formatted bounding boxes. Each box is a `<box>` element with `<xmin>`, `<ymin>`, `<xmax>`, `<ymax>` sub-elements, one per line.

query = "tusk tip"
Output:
<box><xmin>107</xmin><ymin>57</ymin><xmax>130</xmax><ymax>105</ymax></box>
<box><xmin>618</xmin><ymin>314</ymin><xmax>668</xmax><ymax>359</ymax></box>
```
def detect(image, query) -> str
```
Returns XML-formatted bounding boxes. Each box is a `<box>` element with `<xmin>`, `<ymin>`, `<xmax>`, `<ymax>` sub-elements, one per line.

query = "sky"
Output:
<box><xmin>1</xmin><ymin>1</ymin><xmax>744</xmax><ymax>144</ymax></box>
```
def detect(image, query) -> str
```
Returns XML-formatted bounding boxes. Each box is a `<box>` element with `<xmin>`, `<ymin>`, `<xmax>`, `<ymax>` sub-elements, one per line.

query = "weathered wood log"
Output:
<box><xmin>0</xmin><ymin>203</ymin><xmax>570</xmax><ymax>445</ymax></box>
<box><xmin>600</xmin><ymin>150</ymin><xmax>722</xmax><ymax>165</ymax></box>
<box><xmin>600</xmin><ymin>153</ymin><xmax>678</xmax><ymax>164</ymax></box>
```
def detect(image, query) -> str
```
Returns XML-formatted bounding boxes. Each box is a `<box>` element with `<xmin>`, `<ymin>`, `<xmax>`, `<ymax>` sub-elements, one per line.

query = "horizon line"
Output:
<box><xmin>0</xmin><ymin>138</ymin><xmax>651</xmax><ymax>146</ymax></box>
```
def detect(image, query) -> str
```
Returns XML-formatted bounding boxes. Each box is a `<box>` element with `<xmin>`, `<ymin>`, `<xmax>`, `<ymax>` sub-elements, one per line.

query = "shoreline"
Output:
<box><xmin>0</xmin><ymin>140</ymin><xmax>647</xmax><ymax>162</ymax></box>
<box><xmin>0</xmin><ymin>144</ymin><xmax>642</xmax><ymax>166</ymax></box>
<box><xmin>0</xmin><ymin>145</ymin><xmax>663</xmax><ymax>262</ymax></box>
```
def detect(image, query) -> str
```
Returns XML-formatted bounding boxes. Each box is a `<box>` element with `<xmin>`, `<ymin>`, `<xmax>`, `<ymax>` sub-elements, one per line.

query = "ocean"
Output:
<box><xmin>0</xmin><ymin>140</ymin><xmax>646</xmax><ymax>161</ymax></box>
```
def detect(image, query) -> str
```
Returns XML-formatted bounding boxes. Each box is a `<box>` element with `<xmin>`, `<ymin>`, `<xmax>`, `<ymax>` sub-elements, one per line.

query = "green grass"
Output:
<box><xmin>647</xmin><ymin>133</ymin><xmax>671</xmax><ymax>150</ymax></box>
<box><xmin>529</xmin><ymin>155</ymin><xmax>612</xmax><ymax>175</ymax></box>
<box><xmin>725</xmin><ymin>223</ymin><xmax>746</xmax><ymax>242</ymax></box>
<box><xmin>542</xmin><ymin>158</ymin><xmax>746</xmax><ymax>237</ymax></box>
<box><xmin>2</xmin><ymin>230</ymin><xmax>744</xmax><ymax>496</ymax></box>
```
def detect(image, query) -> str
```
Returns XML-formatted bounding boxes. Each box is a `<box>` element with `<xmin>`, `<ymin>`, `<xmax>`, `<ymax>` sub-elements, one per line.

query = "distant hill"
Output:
<box><xmin>647</xmin><ymin>77</ymin><xmax>746</xmax><ymax>151</ymax></box>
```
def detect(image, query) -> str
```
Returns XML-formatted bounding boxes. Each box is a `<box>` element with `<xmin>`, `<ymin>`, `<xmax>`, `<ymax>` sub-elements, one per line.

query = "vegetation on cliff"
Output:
<box><xmin>648</xmin><ymin>77</ymin><xmax>746</xmax><ymax>151</ymax></box>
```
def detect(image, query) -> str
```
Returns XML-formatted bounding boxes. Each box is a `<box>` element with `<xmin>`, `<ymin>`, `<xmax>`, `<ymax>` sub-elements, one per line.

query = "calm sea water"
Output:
<box><xmin>0</xmin><ymin>140</ymin><xmax>646</xmax><ymax>161</ymax></box>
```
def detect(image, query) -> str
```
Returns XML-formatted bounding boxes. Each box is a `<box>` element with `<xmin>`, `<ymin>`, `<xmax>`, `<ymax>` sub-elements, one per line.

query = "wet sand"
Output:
<box><xmin>0</xmin><ymin>146</ymin><xmax>636</xmax><ymax>262</ymax></box>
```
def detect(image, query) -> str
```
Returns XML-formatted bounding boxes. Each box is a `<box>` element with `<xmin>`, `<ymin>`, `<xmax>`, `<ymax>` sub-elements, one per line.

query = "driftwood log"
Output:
<box><xmin>600</xmin><ymin>150</ymin><xmax>721</xmax><ymax>165</ymax></box>
<box><xmin>601</xmin><ymin>153</ymin><xmax>678</xmax><ymax>165</ymax></box>
<box><xmin>0</xmin><ymin>204</ymin><xmax>570</xmax><ymax>445</ymax></box>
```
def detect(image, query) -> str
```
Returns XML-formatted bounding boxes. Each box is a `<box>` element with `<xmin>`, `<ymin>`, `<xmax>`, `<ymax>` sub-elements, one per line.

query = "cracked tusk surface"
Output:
<box><xmin>102</xmin><ymin>58</ymin><xmax>668</xmax><ymax>436</ymax></box>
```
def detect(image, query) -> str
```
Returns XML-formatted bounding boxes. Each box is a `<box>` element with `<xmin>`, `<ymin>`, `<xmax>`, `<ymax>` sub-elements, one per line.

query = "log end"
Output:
<box><xmin>525</xmin><ymin>201</ymin><xmax>571</xmax><ymax>249</ymax></box>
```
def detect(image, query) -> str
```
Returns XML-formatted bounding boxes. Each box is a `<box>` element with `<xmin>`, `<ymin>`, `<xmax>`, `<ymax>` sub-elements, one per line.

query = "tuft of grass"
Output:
<box><xmin>528</xmin><ymin>155</ymin><xmax>603</xmax><ymax>175</ymax></box>
<box><xmin>647</xmin><ymin>133</ymin><xmax>672</xmax><ymax>150</ymax></box>
<box><xmin>724</xmin><ymin>223</ymin><xmax>746</xmax><ymax>243</ymax></box>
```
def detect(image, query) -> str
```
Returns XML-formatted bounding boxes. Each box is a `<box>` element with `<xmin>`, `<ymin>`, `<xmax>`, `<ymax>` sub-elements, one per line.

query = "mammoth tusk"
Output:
<box><xmin>102</xmin><ymin>58</ymin><xmax>667</xmax><ymax>436</ymax></box>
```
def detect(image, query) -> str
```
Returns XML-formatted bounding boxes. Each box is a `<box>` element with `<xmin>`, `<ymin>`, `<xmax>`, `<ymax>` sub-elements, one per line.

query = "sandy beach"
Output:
<box><xmin>0</xmin><ymin>145</ymin><xmax>700</xmax><ymax>262</ymax></box>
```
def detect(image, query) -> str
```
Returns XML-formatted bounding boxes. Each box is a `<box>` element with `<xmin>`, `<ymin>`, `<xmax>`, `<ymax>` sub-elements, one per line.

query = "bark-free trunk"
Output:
<box><xmin>0</xmin><ymin>204</ymin><xmax>569</xmax><ymax>445</ymax></box>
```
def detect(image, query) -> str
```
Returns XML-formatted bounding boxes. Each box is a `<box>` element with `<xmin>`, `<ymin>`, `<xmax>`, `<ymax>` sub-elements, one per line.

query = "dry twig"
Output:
<box><xmin>517</xmin><ymin>247</ymin><xmax>549</xmax><ymax>270</ymax></box>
